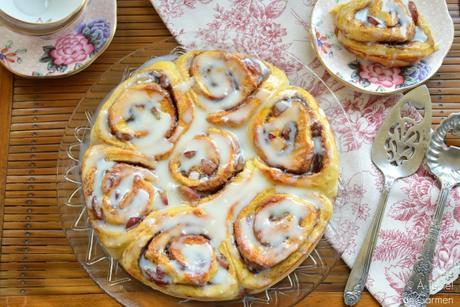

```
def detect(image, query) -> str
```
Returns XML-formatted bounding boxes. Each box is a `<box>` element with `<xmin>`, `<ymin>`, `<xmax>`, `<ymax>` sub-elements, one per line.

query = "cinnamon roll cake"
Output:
<box><xmin>82</xmin><ymin>50</ymin><xmax>339</xmax><ymax>300</ymax></box>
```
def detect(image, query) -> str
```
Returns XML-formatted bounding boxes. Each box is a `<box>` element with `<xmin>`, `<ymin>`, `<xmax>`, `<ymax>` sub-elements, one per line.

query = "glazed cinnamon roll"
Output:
<box><xmin>331</xmin><ymin>0</ymin><xmax>437</xmax><ymax>67</ymax></box>
<box><xmin>251</xmin><ymin>86</ymin><xmax>339</xmax><ymax>198</ymax></box>
<box><xmin>169</xmin><ymin>128</ymin><xmax>244</xmax><ymax>202</ymax></box>
<box><xmin>83</xmin><ymin>49</ymin><xmax>340</xmax><ymax>301</ymax></box>
<box><xmin>120</xmin><ymin>207</ymin><xmax>240</xmax><ymax>300</ymax></box>
<box><xmin>91</xmin><ymin>61</ymin><xmax>194</xmax><ymax>160</ymax></box>
<box><xmin>82</xmin><ymin>145</ymin><xmax>167</xmax><ymax>257</ymax></box>
<box><xmin>176</xmin><ymin>50</ymin><xmax>288</xmax><ymax>126</ymax></box>
<box><xmin>228</xmin><ymin>191</ymin><xmax>332</xmax><ymax>291</ymax></box>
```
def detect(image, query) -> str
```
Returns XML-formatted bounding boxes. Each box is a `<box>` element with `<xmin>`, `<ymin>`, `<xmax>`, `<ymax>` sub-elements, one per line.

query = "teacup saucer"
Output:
<box><xmin>0</xmin><ymin>0</ymin><xmax>116</xmax><ymax>78</ymax></box>
<box><xmin>311</xmin><ymin>0</ymin><xmax>454</xmax><ymax>95</ymax></box>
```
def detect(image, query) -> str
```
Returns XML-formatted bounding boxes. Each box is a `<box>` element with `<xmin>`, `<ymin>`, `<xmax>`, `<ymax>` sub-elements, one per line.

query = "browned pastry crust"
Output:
<box><xmin>331</xmin><ymin>0</ymin><xmax>437</xmax><ymax>67</ymax></box>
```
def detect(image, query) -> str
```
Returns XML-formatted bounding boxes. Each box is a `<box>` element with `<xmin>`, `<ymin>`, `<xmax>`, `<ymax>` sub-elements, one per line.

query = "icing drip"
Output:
<box><xmin>190</xmin><ymin>51</ymin><xmax>268</xmax><ymax>113</ymax></box>
<box><xmin>109</xmin><ymin>87</ymin><xmax>175</xmax><ymax>157</ymax></box>
<box><xmin>413</xmin><ymin>26</ymin><xmax>428</xmax><ymax>42</ymax></box>
<box><xmin>355</xmin><ymin>8</ymin><xmax>369</xmax><ymax>23</ymax></box>
<box><xmin>84</xmin><ymin>151</ymin><xmax>158</xmax><ymax>229</ymax></box>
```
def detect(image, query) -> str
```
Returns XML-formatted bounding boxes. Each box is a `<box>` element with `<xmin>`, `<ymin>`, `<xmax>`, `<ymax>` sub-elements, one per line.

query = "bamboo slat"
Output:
<box><xmin>0</xmin><ymin>0</ymin><xmax>459</xmax><ymax>306</ymax></box>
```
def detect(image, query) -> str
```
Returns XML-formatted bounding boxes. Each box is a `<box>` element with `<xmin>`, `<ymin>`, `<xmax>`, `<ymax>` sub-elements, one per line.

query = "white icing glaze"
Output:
<box><xmin>355</xmin><ymin>7</ymin><xmax>369</xmax><ymax>23</ymax></box>
<box><xmin>84</xmin><ymin>150</ymin><xmax>159</xmax><ymax>228</ymax></box>
<box><xmin>381</xmin><ymin>0</ymin><xmax>411</xmax><ymax>34</ymax></box>
<box><xmin>174</xmin><ymin>77</ymin><xmax>195</xmax><ymax>93</ymax></box>
<box><xmin>140</xmin><ymin>253</ymin><xmax>172</xmax><ymax>284</ymax></box>
<box><xmin>189</xmin><ymin>52</ymin><xmax>269</xmax><ymax>114</ymax></box>
<box><xmin>355</xmin><ymin>0</ymin><xmax>415</xmax><ymax>33</ymax></box>
<box><xmin>179</xmin><ymin>138</ymin><xmax>214</xmax><ymax>173</ymax></box>
<box><xmin>253</xmin><ymin>198</ymin><xmax>310</xmax><ymax>246</ymax></box>
<box><xmin>121</xmin><ymin>90</ymin><xmax>174</xmax><ymax>157</ymax></box>
<box><xmin>255</xmin><ymin>101</ymin><xmax>302</xmax><ymax>167</ymax></box>
<box><xmin>193</xmin><ymin>53</ymin><xmax>245</xmax><ymax>112</ymax></box>
<box><xmin>175</xmin><ymin>239</ymin><xmax>213</xmax><ymax>273</ymax></box>
<box><xmin>413</xmin><ymin>26</ymin><xmax>428</xmax><ymax>42</ymax></box>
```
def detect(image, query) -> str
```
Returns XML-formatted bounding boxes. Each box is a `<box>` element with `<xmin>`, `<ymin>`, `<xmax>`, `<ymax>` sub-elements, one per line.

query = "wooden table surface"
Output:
<box><xmin>0</xmin><ymin>1</ymin><xmax>459</xmax><ymax>306</ymax></box>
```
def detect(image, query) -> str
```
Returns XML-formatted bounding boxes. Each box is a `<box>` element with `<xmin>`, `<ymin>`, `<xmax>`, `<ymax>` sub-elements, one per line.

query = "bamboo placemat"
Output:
<box><xmin>0</xmin><ymin>1</ymin><xmax>459</xmax><ymax>306</ymax></box>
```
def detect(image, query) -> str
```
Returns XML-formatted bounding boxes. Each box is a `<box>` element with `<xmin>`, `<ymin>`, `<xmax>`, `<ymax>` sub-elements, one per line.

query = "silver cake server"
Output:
<box><xmin>344</xmin><ymin>86</ymin><xmax>432</xmax><ymax>305</ymax></box>
<box><xmin>402</xmin><ymin>113</ymin><xmax>460</xmax><ymax>307</ymax></box>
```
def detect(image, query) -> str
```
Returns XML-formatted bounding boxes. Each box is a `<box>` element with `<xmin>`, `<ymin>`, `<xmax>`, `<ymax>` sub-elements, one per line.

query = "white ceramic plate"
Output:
<box><xmin>311</xmin><ymin>0</ymin><xmax>454</xmax><ymax>95</ymax></box>
<box><xmin>0</xmin><ymin>0</ymin><xmax>85</xmax><ymax>24</ymax></box>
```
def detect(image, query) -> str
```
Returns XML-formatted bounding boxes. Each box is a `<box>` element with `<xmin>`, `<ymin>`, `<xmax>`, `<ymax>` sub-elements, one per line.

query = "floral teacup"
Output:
<box><xmin>0</xmin><ymin>0</ymin><xmax>87</xmax><ymax>35</ymax></box>
<box><xmin>311</xmin><ymin>0</ymin><xmax>454</xmax><ymax>95</ymax></box>
<box><xmin>0</xmin><ymin>0</ymin><xmax>116</xmax><ymax>78</ymax></box>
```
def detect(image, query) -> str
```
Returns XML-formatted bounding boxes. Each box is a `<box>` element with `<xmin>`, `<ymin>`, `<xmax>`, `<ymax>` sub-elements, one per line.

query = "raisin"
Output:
<box><xmin>158</xmin><ymin>190</ymin><xmax>168</xmax><ymax>206</ymax></box>
<box><xmin>183</xmin><ymin>150</ymin><xmax>196</xmax><ymax>158</ymax></box>
<box><xmin>201</xmin><ymin>159</ymin><xmax>218</xmax><ymax>176</ymax></box>
<box><xmin>408</xmin><ymin>1</ymin><xmax>418</xmax><ymax>24</ymax></box>
<box><xmin>125</xmin><ymin>217</ymin><xmax>142</xmax><ymax>229</ymax></box>
<box><xmin>178</xmin><ymin>186</ymin><xmax>201</xmax><ymax>202</ymax></box>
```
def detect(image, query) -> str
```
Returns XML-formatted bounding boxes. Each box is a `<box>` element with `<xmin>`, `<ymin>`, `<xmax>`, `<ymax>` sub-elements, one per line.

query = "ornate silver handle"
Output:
<box><xmin>344</xmin><ymin>177</ymin><xmax>395</xmax><ymax>306</ymax></box>
<box><xmin>402</xmin><ymin>185</ymin><xmax>451</xmax><ymax>307</ymax></box>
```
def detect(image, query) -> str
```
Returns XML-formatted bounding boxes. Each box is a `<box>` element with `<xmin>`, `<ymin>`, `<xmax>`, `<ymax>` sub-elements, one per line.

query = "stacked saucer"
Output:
<box><xmin>0</xmin><ymin>0</ymin><xmax>116</xmax><ymax>78</ymax></box>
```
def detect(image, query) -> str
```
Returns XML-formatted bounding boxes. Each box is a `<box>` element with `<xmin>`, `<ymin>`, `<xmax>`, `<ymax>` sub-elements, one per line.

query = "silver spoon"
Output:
<box><xmin>402</xmin><ymin>113</ymin><xmax>460</xmax><ymax>307</ymax></box>
<box><xmin>344</xmin><ymin>86</ymin><xmax>432</xmax><ymax>305</ymax></box>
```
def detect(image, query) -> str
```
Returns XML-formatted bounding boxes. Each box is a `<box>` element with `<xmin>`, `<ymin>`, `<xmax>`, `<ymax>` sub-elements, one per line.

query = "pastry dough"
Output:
<box><xmin>81</xmin><ymin>145</ymin><xmax>163</xmax><ymax>258</ymax></box>
<box><xmin>90</xmin><ymin>61</ymin><xmax>194</xmax><ymax>160</ymax></box>
<box><xmin>83</xmin><ymin>50</ymin><xmax>339</xmax><ymax>300</ymax></box>
<box><xmin>331</xmin><ymin>0</ymin><xmax>437</xmax><ymax>67</ymax></box>
<box><xmin>176</xmin><ymin>50</ymin><xmax>288</xmax><ymax>126</ymax></box>
<box><xmin>250</xmin><ymin>86</ymin><xmax>339</xmax><ymax>199</ymax></box>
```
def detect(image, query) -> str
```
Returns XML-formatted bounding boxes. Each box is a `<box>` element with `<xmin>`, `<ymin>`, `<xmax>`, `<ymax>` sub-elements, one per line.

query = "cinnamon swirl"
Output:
<box><xmin>82</xmin><ymin>145</ymin><xmax>164</xmax><ymax>257</ymax></box>
<box><xmin>91</xmin><ymin>61</ymin><xmax>194</xmax><ymax>160</ymax></box>
<box><xmin>250</xmin><ymin>86</ymin><xmax>339</xmax><ymax>198</ymax></box>
<box><xmin>331</xmin><ymin>0</ymin><xmax>437</xmax><ymax>67</ymax></box>
<box><xmin>120</xmin><ymin>207</ymin><xmax>240</xmax><ymax>300</ymax></box>
<box><xmin>169</xmin><ymin>128</ymin><xmax>243</xmax><ymax>201</ymax></box>
<box><xmin>176</xmin><ymin>50</ymin><xmax>288</xmax><ymax>126</ymax></box>
<box><xmin>229</xmin><ymin>190</ymin><xmax>332</xmax><ymax>291</ymax></box>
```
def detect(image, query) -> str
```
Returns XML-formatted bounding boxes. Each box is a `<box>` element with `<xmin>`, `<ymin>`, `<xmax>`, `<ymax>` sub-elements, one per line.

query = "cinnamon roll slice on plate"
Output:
<box><xmin>91</xmin><ymin>61</ymin><xmax>194</xmax><ymax>160</ymax></box>
<box><xmin>176</xmin><ymin>50</ymin><xmax>288</xmax><ymax>126</ymax></box>
<box><xmin>331</xmin><ymin>0</ymin><xmax>437</xmax><ymax>67</ymax></box>
<box><xmin>311</xmin><ymin>0</ymin><xmax>453</xmax><ymax>94</ymax></box>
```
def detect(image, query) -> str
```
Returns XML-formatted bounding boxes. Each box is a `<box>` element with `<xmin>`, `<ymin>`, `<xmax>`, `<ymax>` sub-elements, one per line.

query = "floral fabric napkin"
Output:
<box><xmin>151</xmin><ymin>1</ymin><xmax>460</xmax><ymax>306</ymax></box>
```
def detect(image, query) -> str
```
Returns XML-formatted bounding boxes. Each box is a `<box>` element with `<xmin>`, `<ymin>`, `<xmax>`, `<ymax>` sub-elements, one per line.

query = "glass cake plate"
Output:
<box><xmin>57</xmin><ymin>38</ymin><xmax>364</xmax><ymax>306</ymax></box>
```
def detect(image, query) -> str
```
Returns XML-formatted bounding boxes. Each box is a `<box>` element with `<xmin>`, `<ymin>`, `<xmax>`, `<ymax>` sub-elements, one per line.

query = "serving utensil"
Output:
<box><xmin>402</xmin><ymin>113</ymin><xmax>460</xmax><ymax>307</ymax></box>
<box><xmin>344</xmin><ymin>86</ymin><xmax>432</xmax><ymax>305</ymax></box>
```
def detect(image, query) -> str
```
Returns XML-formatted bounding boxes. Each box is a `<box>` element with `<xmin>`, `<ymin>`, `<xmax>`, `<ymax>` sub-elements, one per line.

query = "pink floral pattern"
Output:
<box><xmin>359</xmin><ymin>63</ymin><xmax>404</xmax><ymax>88</ymax></box>
<box><xmin>390</xmin><ymin>168</ymin><xmax>438</xmax><ymax>237</ymax></box>
<box><xmin>38</xmin><ymin>19</ymin><xmax>110</xmax><ymax>74</ymax></box>
<box><xmin>151</xmin><ymin>0</ymin><xmax>460</xmax><ymax>306</ymax></box>
<box><xmin>50</xmin><ymin>34</ymin><xmax>94</xmax><ymax>66</ymax></box>
<box><xmin>155</xmin><ymin>0</ymin><xmax>213</xmax><ymax>22</ymax></box>
<box><xmin>325</xmin><ymin>92</ymin><xmax>399</xmax><ymax>152</ymax></box>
